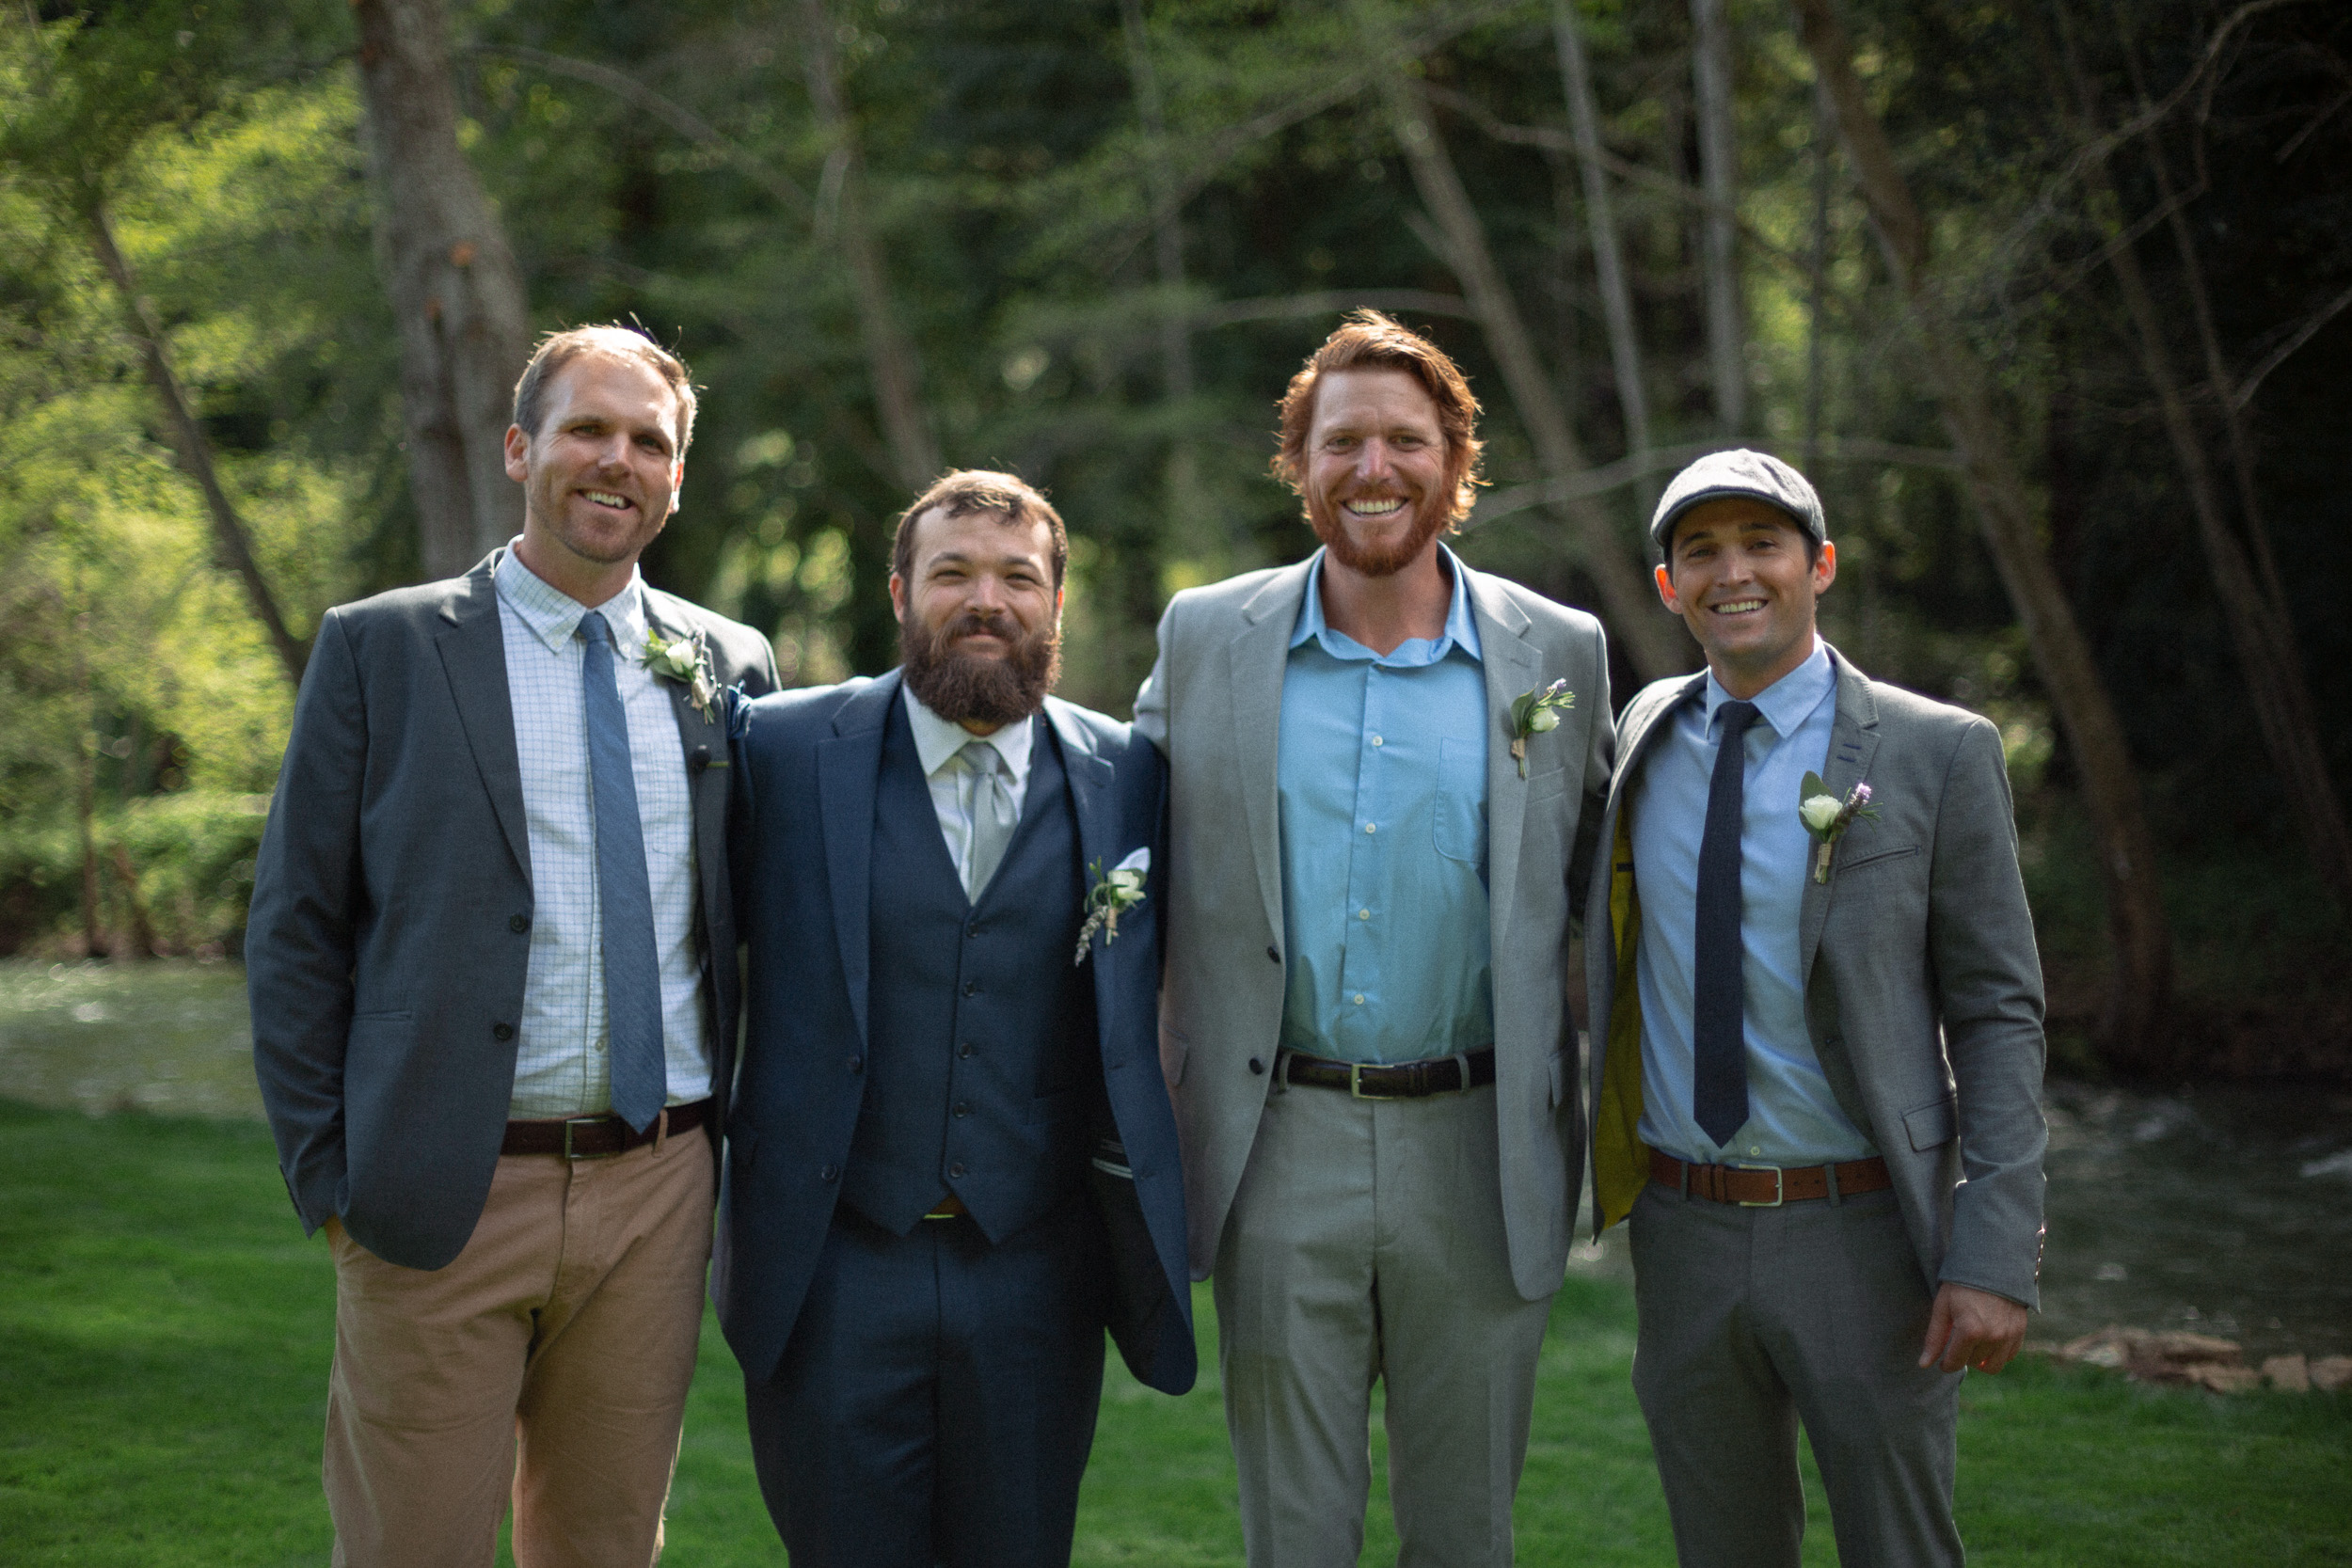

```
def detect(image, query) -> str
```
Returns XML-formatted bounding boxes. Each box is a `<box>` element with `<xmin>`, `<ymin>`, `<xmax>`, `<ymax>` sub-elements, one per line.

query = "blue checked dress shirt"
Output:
<box><xmin>1275</xmin><ymin>545</ymin><xmax>1492</xmax><ymax>1067</ymax></box>
<box><xmin>1631</xmin><ymin>639</ymin><xmax>1876</xmax><ymax>1166</ymax></box>
<box><xmin>494</xmin><ymin>548</ymin><xmax>709</xmax><ymax>1119</ymax></box>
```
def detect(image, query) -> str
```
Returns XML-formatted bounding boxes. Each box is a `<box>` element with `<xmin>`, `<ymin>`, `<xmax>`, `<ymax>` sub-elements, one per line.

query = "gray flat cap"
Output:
<box><xmin>1649</xmin><ymin>449</ymin><xmax>1826</xmax><ymax>552</ymax></box>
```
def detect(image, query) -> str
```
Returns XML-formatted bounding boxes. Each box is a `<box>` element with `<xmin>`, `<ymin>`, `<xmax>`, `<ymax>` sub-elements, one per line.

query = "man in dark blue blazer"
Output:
<box><xmin>720</xmin><ymin>470</ymin><xmax>1194</xmax><ymax>1568</ymax></box>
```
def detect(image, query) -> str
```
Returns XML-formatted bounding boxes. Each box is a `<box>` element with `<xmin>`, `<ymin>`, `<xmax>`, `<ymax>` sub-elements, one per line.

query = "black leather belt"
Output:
<box><xmin>502</xmin><ymin>1098</ymin><xmax>711</xmax><ymax>1159</ymax></box>
<box><xmin>1279</xmin><ymin>1047</ymin><xmax>1496</xmax><ymax>1100</ymax></box>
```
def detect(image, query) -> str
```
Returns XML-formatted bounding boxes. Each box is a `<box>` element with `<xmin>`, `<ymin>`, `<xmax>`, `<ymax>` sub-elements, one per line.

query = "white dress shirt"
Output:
<box><xmin>495</xmin><ymin>547</ymin><xmax>709</xmax><ymax>1119</ymax></box>
<box><xmin>902</xmin><ymin>686</ymin><xmax>1035</xmax><ymax>894</ymax></box>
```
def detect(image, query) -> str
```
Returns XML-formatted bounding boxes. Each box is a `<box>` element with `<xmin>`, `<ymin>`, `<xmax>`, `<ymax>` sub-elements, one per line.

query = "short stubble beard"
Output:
<box><xmin>899</xmin><ymin>607</ymin><xmax>1062</xmax><ymax>729</ymax></box>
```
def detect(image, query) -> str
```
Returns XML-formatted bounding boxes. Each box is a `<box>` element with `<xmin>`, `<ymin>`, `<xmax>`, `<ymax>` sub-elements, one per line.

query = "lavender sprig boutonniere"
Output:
<box><xmin>1798</xmin><ymin>770</ymin><xmax>1878</xmax><ymax>883</ymax></box>
<box><xmin>642</xmin><ymin>628</ymin><xmax>720</xmax><ymax>722</ymax></box>
<box><xmin>1073</xmin><ymin>848</ymin><xmax>1150</xmax><ymax>965</ymax></box>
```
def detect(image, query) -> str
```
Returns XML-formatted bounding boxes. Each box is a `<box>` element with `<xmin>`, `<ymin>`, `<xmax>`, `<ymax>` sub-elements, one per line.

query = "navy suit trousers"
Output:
<box><xmin>744</xmin><ymin>1200</ymin><xmax>1110</xmax><ymax>1568</ymax></box>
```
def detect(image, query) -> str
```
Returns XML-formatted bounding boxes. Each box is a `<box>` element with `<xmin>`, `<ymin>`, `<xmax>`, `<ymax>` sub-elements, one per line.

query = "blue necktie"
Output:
<box><xmin>580</xmin><ymin>610</ymin><xmax>665</xmax><ymax>1133</ymax></box>
<box><xmin>1692</xmin><ymin>699</ymin><xmax>1760</xmax><ymax>1148</ymax></box>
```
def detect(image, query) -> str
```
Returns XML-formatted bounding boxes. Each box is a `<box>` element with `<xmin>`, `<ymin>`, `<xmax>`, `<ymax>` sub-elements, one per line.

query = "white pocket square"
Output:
<box><xmin>1113</xmin><ymin>847</ymin><xmax>1150</xmax><ymax>874</ymax></box>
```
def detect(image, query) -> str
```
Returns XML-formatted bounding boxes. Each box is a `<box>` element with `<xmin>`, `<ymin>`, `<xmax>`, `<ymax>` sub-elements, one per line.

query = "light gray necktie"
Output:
<box><xmin>958</xmin><ymin>737</ymin><xmax>1019</xmax><ymax>899</ymax></box>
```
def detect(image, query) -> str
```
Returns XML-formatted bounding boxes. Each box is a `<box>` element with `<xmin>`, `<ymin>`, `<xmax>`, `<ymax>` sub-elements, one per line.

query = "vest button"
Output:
<box><xmin>1266</xmin><ymin>945</ymin><xmax>1280</xmax><ymax>964</ymax></box>
<box><xmin>962</xmin><ymin>980</ymin><xmax>979</xmax><ymax>997</ymax></box>
<box><xmin>492</xmin><ymin>1022</ymin><xmax>515</xmax><ymax>1042</ymax></box>
<box><xmin>958</xmin><ymin>1042</ymin><xmax>976</xmax><ymax>1059</ymax></box>
<box><xmin>949</xmin><ymin>1161</ymin><xmax>967</xmax><ymax>1178</ymax></box>
<box><xmin>952</xmin><ymin>1101</ymin><xmax>971</xmax><ymax>1118</ymax></box>
<box><xmin>509</xmin><ymin>913</ymin><xmax>530</xmax><ymax>933</ymax></box>
<box><xmin>847</xmin><ymin>1055</ymin><xmax>864</xmax><ymax>1074</ymax></box>
<box><xmin>819</xmin><ymin>1164</ymin><xmax>838</xmax><ymax>1182</ymax></box>
<box><xmin>1248</xmin><ymin>1057</ymin><xmax>1263</xmax><ymax>1075</ymax></box>
<box><xmin>967</xmin><ymin>920</ymin><xmax>981</xmax><ymax>938</ymax></box>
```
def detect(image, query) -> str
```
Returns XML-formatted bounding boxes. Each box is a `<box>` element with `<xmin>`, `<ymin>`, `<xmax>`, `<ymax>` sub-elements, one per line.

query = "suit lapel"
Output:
<box><xmin>1047</xmin><ymin>701</ymin><xmax>1121</xmax><ymax>1053</ymax></box>
<box><xmin>434</xmin><ymin>562</ymin><xmax>532</xmax><ymax>880</ymax></box>
<box><xmin>818</xmin><ymin>672</ymin><xmax>900</xmax><ymax>1049</ymax></box>
<box><xmin>1228</xmin><ymin>562</ymin><xmax>1311</xmax><ymax>947</ymax></box>
<box><xmin>1466</xmin><ymin>571</ymin><xmax>1538</xmax><ymax>955</ymax></box>
<box><xmin>644</xmin><ymin>596</ymin><xmax>727</xmax><ymax>927</ymax></box>
<box><xmin>1798</xmin><ymin>647</ymin><xmax>1881</xmax><ymax>980</ymax></box>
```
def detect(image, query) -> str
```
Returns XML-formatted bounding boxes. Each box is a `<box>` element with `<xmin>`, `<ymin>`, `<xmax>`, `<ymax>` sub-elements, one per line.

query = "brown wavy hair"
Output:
<box><xmin>511</xmin><ymin>325</ymin><xmax>698</xmax><ymax>455</ymax></box>
<box><xmin>1272</xmin><ymin>310</ymin><xmax>1485</xmax><ymax>525</ymax></box>
<box><xmin>892</xmin><ymin>468</ymin><xmax>1070</xmax><ymax>589</ymax></box>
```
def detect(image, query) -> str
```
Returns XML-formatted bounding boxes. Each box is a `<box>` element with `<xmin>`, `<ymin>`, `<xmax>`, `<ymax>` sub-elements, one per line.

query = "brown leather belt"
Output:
<box><xmin>1280</xmin><ymin>1047</ymin><xmax>1496</xmax><ymax>1100</ymax></box>
<box><xmin>1649</xmin><ymin>1148</ymin><xmax>1892</xmax><ymax>1206</ymax></box>
<box><xmin>502</xmin><ymin>1099</ymin><xmax>711</xmax><ymax>1159</ymax></box>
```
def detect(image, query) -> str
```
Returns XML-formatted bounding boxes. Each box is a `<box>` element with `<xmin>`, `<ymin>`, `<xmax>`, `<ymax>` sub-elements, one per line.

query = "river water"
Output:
<box><xmin>5</xmin><ymin>958</ymin><xmax>2348</xmax><ymax>1359</ymax></box>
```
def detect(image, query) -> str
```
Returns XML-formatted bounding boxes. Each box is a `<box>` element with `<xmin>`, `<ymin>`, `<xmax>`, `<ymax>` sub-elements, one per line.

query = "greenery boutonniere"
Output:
<box><xmin>1798</xmin><ymin>771</ymin><xmax>1878</xmax><ymax>883</ymax></box>
<box><xmin>1073</xmin><ymin>848</ymin><xmax>1150</xmax><ymax>965</ymax></box>
<box><xmin>642</xmin><ymin>627</ymin><xmax>719</xmax><ymax>722</ymax></box>
<box><xmin>1507</xmin><ymin>679</ymin><xmax>1576</xmax><ymax>779</ymax></box>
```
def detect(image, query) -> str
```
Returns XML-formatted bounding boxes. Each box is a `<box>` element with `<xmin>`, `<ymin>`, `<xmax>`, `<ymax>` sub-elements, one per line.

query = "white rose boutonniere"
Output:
<box><xmin>642</xmin><ymin>628</ymin><xmax>720</xmax><ymax>722</ymax></box>
<box><xmin>1073</xmin><ymin>847</ymin><xmax>1150</xmax><ymax>965</ymax></box>
<box><xmin>1507</xmin><ymin>679</ymin><xmax>1576</xmax><ymax>779</ymax></box>
<box><xmin>1798</xmin><ymin>770</ymin><xmax>1878</xmax><ymax>883</ymax></box>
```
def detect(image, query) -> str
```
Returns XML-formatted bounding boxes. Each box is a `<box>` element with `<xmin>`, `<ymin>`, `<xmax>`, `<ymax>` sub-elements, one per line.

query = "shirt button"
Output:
<box><xmin>1371</xmin><ymin>735</ymin><xmax>1384</xmax><ymax>747</ymax></box>
<box><xmin>1353</xmin><ymin>993</ymin><xmax>1365</xmax><ymax>1006</ymax></box>
<box><xmin>1364</xmin><ymin>823</ymin><xmax>1376</xmax><ymax>834</ymax></box>
<box><xmin>1749</xmin><ymin>1146</ymin><xmax>1762</xmax><ymax>1156</ymax></box>
<box><xmin>595</xmin><ymin>1036</ymin><xmax>608</xmax><ymax>1053</ymax></box>
<box><xmin>1358</xmin><ymin>909</ymin><xmax>1370</xmax><ymax>921</ymax></box>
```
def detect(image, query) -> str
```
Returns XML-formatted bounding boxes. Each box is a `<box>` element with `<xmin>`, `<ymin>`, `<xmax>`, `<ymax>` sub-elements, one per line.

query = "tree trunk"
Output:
<box><xmin>799</xmin><ymin>0</ymin><xmax>938</xmax><ymax>494</ymax></box>
<box><xmin>1358</xmin><ymin>23</ymin><xmax>1686</xmax><ymax>682</ymax></box>
<box><xmin>72</xmin><ymin>629</ymin><xmax>103</xmax><ymax>959</ymax></box>
<box><xmin>1793</xmin><ymin>0</ymin><xmax>2172</xmax><ymax>1063</ymax></box>
<box><xmin>86</xmin><ymin>204</ymin><xmax>309</xmax><ymax>687</ymax></box>
<box><xmin>2055</xmin><ymin>44</ymin><xmax>2352</xmax><ymax>920</ymax></box>
<box><xmin>352</xmin><ymin>0</ymin><xmax>531</xmax><ymax>580</ymax></box>
<box><xmin>1551</xmin><ymin>0</ymin><xmax>1658</xmax><ymax>517</ymax></box>
<box><xmin>1803</xmin><ymin>79</ymin><xmax>1835</xmax><ymax>472</ymax></box>
<box><xmin>1688</xmin><ymin>0</ymin><xmax>1746</xmax><ymax>435</ymax></box>
<box><xmin>109</xmin><ymin>842</ymin><xmax>158</xmax><ymax>960</ymax></box>
<box><xmin>1120</xmin><ymin>0</ymin><xmax>1202</xmax><ymax>600</ymax></box>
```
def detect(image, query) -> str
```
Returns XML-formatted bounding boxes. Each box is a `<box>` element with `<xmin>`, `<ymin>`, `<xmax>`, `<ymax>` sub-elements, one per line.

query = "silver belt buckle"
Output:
<box><xmin>1348</xmin><ymin>1063</ymin><xmax>1398</xmax><ymax>1101</ymax></box>
<box><xmin>1732</xmin><ymin>1162</ymin><xmax>1784</xmax><ymax>1207</ymax></box>
<box><xmin>563</xmin><ymin>1116</ymin><xmax>621</xmax><ymax>1160</ymax></box>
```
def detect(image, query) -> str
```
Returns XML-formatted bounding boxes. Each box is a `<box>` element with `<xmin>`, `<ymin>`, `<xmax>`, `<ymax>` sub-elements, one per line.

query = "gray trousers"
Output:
<box><xmin>1214</xmin><ymin>1075</ymin><xmax>1552</xmax><ymax>1568</ymax></box>
<box><xmin>1629</xmin><ymin>1180</ymin><xmax>1965</xmax><ymax>1568</ymax></box>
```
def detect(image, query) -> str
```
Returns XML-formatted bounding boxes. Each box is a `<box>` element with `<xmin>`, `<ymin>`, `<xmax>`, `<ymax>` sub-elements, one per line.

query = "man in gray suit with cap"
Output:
<box><xmin>1584</xmin><ymin>449</ymin><xmax>2046</xmax><ymax>1567</ymax></box>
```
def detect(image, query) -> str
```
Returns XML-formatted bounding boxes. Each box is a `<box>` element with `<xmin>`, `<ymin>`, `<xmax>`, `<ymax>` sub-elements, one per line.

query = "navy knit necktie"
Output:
<box><xmin>1692</xmin><ymin>699</ymin><xmax>1760</xmax><ymax>1148</ymax></box>
<box><xmin>580</xmin><ymin>610</ymin><xmax>665</xmax><ymax>1133</ymax></box>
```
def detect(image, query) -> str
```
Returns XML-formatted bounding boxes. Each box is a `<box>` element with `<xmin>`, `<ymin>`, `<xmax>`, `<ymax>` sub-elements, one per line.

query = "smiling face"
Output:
<box><xmin>889</xmin><ymin>505</ymin><xmax>1064</xmax><ymax>732</ymax></box>
<box><xmin>1302</xmin><ymin>368</ymin><xmax>1455</xmax><ymax>578</ymax></box>
<box><xmin>1656</xmin><ymin>498</ymin><xmax>1836</xmax><ymax>698</ymax></box>
<box><xmin>503</xmin><ymin>352</ymin><xmax>684</xmax><ymax>604</ymax></box>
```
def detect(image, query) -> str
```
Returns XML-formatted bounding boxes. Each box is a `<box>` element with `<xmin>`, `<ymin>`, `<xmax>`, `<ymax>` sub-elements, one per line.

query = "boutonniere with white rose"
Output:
<box><xmin>1073</xmin><ymin>848</ymin><xmax>1150</xmax><ymax>965</ymax></box>
<box><xmin>1507</xmin><ymin>679</ymin><xmax>1576</xmax><ymax>779</ymax></box>
<box><xmin>1798</xmin><ymin>770</ymin><xmax>1878</xmax><ymax>883</ymax></box>
<box><xmin>642</xmin><ymin>627</ymin><xmax>720</xmax><ymax>722</ymax></box>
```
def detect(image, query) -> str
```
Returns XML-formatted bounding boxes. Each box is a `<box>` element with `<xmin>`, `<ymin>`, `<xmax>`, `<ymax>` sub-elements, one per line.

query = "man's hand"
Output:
<box><xmin>1918</xmin><ymin>1283</ymin><xmax>2027</xmax><ymax>1373</ymax></box>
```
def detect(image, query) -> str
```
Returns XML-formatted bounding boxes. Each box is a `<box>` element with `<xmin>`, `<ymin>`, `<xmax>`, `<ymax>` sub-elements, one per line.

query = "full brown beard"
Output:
<box><xmin>1305</xmin><ymin>476</ymin><xmax>1454</xmax><ymax>578</ymax></box>
<box><xmin>899</xmin><ymin>607</ymin><xmax>1061</xmax><ymax>728</ymax></box>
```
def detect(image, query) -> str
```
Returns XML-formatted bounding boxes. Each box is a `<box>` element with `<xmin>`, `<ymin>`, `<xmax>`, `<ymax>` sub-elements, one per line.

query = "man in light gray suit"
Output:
<box><xmin>1585</xmin><ymin>450</ymin><xmax>2045</xmax><ymax>1567</ymax></box>
<box><xmin>246</xmin><ymin>325</ymin><xmax>776</xmax><ymax>1565</ymax></box>
<box><xmin>1135</xmin><ymin>311</ymin><xmax>1613</xmax><ymax>1567</ymax></box>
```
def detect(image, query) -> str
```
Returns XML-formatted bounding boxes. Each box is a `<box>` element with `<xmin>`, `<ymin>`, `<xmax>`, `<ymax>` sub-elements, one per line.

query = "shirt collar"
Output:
<box><xmin>1288</xmin><ymin>543</ymin><xmax>1484</xmax><ymax>666</ymax></box>
<box><xmin>903</xmin><ymin>684</ymin><xmax>1036</xmax><ymax>786</ymax></box>
<box><xmin>1702</xmin><ymin>637</ymin><xmax>1836</xmax><ymax>738</ymax></box>
<box><xmin>494</xmin><ymin>541</ymin><xmax>649</xmax><ymax>656</ymax></box>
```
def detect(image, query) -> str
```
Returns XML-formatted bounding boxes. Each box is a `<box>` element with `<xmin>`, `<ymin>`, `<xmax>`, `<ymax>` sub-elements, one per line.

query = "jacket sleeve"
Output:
<box><xmin>1132</xmin><ymin>595</ymin><xmax>1179</xmax><ymax>756</ymax></box>
<box><xmin>1926</xmin><ymin>718</ymin><xmax>2049</xmax><ymax>1307</ymax></box>
<box><xmin>245</xmin><ymin>608</ymin><xmax>368</xmax><ymax>1232</ymax></box>
<box><xmin>1565</xmin><ymin>617</ymin><xmax>1616</xmax><ymax>931</ymax></box>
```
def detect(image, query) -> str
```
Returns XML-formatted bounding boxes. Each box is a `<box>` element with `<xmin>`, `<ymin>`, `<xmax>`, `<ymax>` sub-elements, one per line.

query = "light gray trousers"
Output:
<box><xmin>1214</xmin><ymin>1076</ymin><xmax>1552</xmax><ymax>1568</ymax></box>
<box><xmin>1629</xmin><ymin>1180</ymin><xmax>1966</xmax><ymax>1568</ymax></box>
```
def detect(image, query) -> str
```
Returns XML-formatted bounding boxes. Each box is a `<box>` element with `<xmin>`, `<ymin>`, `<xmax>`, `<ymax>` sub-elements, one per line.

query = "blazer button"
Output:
<box><xmin>948</xmin><ymin>1161</ymin><xmax>967</xmax><ymax>1178</ymax></box>
<box><xmin>1248</xmin><ymin>1057</ymin><xmax>1264</xmax><ymax>1075</ymax></box>
<box><xmin>847</xmin><ymin>1055</ymin><xmax>864</xmax><ymax>1074</ymax></box>
<box><xmin>952</xmin><ymin>1101</ymin><xmax>971</xmax><ymax>1118</ymax></box>
<box><xmin>492</xmin><ymin>1022</ymin><xmax>515</xmax><ymax>1042</ymax></box>
<box><xmin>819</xmin><ymin>1164</ymin><xmax>839</xmax><ymax>1182</ymax></box>
<box><xmin>509</xmin><ymin>913</ymin><xmax>531</xmax><ymax>933</ymax></box>
<box><xmin>1266</xmin><ymin>945</ymin><xmax>1280</xmax><ymax>964</ymax></box>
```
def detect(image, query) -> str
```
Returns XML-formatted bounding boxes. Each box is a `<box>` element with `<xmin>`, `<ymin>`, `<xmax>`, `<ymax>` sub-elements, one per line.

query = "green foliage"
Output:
<box><xmin>5</xmin><ymin>1101</ymin><xmax>2349</xmax><ymax>1563</ymax></box>
<box><xmin>0</xmin><ymin>794</ymin><xmax>269</xmax><ymax>954</ymax></box>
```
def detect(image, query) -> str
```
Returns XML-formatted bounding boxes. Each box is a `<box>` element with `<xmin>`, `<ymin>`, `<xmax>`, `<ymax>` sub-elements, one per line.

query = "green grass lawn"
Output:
<box><xmin>4</xmin><ymin>1101</ymin><xmax>2347</xmax><ymax>1566</ymax></box>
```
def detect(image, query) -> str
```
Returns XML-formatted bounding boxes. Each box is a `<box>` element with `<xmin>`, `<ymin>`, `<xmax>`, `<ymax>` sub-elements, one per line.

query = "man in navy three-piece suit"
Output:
<box><xmin>718</xmin><ymin>469</ymin><xmax>1195</xmax><ymax>1567</ymax></box>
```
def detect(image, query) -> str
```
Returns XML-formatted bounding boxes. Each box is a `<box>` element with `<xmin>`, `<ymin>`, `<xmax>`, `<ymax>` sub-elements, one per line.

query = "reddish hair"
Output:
<box><xmin>1272</xmin><ymin>310</ymin><xmax>1485</xmax><ymax>524</ymax></box>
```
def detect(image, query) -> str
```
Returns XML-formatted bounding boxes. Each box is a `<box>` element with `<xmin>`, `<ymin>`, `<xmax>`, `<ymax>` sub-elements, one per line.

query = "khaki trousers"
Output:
<box><xmin>1214</xmin><ymin>1076</ymin><xmax>1553</xmax><ymax>1568</ymax></box>
<box><xmin>323</xmin><ymin>1131</ymin><xmax>715</xmax><ymax>1568</ymax></box>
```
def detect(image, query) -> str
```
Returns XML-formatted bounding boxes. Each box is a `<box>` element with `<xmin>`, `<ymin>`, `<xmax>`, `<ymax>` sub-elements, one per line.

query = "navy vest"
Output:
<box><xmin>840</xmin><ymin>699</ymin><xmax>1101</xmax><ymax>1239</ymax></box>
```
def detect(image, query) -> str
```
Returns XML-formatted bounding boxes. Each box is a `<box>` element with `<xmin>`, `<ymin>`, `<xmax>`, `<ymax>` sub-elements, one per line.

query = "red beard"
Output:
<box><xmin>1304</xmin><ymin>480</ymin><xmax>1453</xmax><ymax>578</ymax></box>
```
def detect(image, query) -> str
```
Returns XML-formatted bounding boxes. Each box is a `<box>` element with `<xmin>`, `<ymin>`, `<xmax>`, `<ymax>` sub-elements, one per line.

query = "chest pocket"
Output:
<box><xmin>1435</xmin><ymin>736</ymin><xmax>1486</xmax><ymax>865</ymax></box>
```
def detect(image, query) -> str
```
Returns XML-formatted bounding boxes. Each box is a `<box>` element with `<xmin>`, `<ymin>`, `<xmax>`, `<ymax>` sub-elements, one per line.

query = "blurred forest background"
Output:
<box><xmin>1</xmin><ymin>0</ymin><xmax>2347</xmax><ymax>1080</ymax></box>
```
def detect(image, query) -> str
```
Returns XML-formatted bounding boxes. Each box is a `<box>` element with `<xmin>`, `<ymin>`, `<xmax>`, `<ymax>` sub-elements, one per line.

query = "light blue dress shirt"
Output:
<box><xmin>1631</xmin><ymin>640</ymin><xmax>1876</xmax><ymax>1166</ymax></box>
<box><xmin>494</xmin><ymin>548</ymin><xmax>709</xmax><ymax>1119</ymax></box>
<box><xmin>1276</xmin><ymin>546</ymin><xmax>1492</xmax><ymax>1066</ymax></box>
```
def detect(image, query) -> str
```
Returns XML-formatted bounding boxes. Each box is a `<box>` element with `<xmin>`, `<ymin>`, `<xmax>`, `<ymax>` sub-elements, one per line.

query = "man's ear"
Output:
<box><xmin>669</xmin><ymin>459</ymin><xmax>685</xmax><ymax>516</ymax></box>
<box><xmin>887</xmin><ymin>571</ymin><xmax>909</xmax><ymax>623</ymax></box>
<box><xmin>502</xmin><ymin>424</ymin><xmax>530</xmax><ymax>483</ymax></box>
<box><xmin>1654</xmin><ymin>562</ymin><xmax>1685</xmax><ymax>615</ymax></box>
<box><xmin>1812</xmin><ymin>538</ymin><xmax>1837</xmax><ymax>595</ymax></box>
